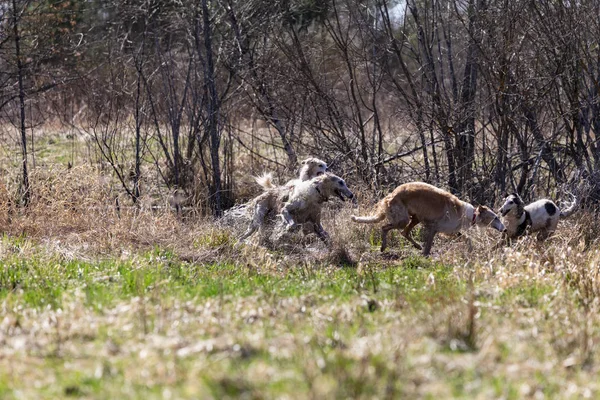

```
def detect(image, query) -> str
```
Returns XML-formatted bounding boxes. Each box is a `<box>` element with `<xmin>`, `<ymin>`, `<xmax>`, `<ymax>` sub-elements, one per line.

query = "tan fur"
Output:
<box><xmin>351</xmin><ymin>182</ymin><xmax>505</xmax><ymax>255</ymax></box>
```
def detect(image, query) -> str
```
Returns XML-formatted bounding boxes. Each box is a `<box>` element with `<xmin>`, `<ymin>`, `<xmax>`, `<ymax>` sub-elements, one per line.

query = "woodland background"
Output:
<box><xmin>1</xmin><ymin>0</ymin><xmax>599</xmax><ymax>213</ymax></box>
<box><xmin>3</xmin><ymin>2</ymin><xmax>600</xmax><ymax>398</ymax></box>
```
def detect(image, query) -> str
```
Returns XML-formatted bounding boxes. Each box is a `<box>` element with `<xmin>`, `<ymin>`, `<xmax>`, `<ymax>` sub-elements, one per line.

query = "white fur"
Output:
<box><xmin>499</xmin><ymin>194</ymin><xmax>577</xmax><ymax>240</ymax></box>
<box><xmin>280</xmin><ymin>173</ymin><xmax>354</xmax><ymax>236</ymax></box>
<box><xmin>254</xmin><ymin>172</ymin><xmax>275</xmax><ymax>189</ymax></box>
<box><xmin>238</xmin><ymin>157</ymin><xmax>331</xmax><ymax>242</ymax></box>
<box><xmin>283</xmin><ymin>157</ymin><xmax>328</xmax><ymax>187</ymax></box>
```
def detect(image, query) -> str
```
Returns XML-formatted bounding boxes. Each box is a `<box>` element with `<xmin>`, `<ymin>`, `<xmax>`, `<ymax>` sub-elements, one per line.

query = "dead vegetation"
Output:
<box><xmin>0</xmin><ymin>165</ymin><xmax>599</xmax><ymax>398</ymax></box>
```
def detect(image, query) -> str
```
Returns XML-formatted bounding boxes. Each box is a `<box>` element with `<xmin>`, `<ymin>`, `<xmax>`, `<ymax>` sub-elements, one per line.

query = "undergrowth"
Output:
<box><xmin>0</xmin><ymin>163</ymin><xmax>598</xmax><ymax>398</ymax></box>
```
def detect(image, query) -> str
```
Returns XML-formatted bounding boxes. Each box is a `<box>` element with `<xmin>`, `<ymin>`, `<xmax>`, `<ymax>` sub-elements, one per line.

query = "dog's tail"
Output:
<box><xmin>351</xmin><ymin>202</ymin><xmax>387</xmax><ymax>224</ymax></box>
<box><xmin>254</xmin><ymin>172</ymin><xmax>276</xmax><ymax>190</ymax></box>
<box><xmin>560</xmin><ymin>195</ymin><xmax>577</xmax><ymax>218</ymax></box>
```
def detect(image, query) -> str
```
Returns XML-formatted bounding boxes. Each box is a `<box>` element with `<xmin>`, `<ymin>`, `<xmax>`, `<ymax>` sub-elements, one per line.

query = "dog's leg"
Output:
<box><xmin>401</xmin><ymin>216</ymin><xmax>423</xmax><ymax>250</ymax></box>
<box><xmin>493</xmin><ymin>233</ymin><xmax>510</xmax><ymax>250</ymax></box>
<box><xmin>238</xmin><ymin>203</ymin><xmax>267</xmax><ymax>242</ymax></box>
<box><xmin>280</xmin><ymin>200</ymin><xmax>302</xmax><ymax>230</ymax></box>
<box><xmin>238</xmin><ymin>221</ymin><xmax>258</xmax><ymax>242</ymax></box>
<box><xmin>536</xmin><ymin>229</ymin><xmax>550</xmax><ymax>242</ymax></box>
<box><xmin>537</xmin><ymin>217</ymin><xmax>557</xmax><ymax>242</ymax></box>
<box><xmin>301</xmin><ymin>223</ymin><xmax>314</xmax><ymax>236</ymax></box>
<box><xmin>314</xmin><ymin>223</ymin><xmax>330</xmax><ymax>244</ymax></box>
<box><xmin>380</xmin><ymin>211</ymin><xmax>410</xmax><ymax>252</ymax></box>
<box><xmin>381</xmin><ymin>223</ymin><xmax>394</xmax><ymax>252</ymax></box>
<box><xmin>421</xmin><ymin>226</ymin><xmax>437</xmax><ymax>256</ymax></box>
<box><xmin>381</xmin><ymin>222</ymin><xmax>409</xmax><ymax>252</ymax></box>
<box><xmin>280</xmin><ymin>205</ymin><xmax>293</xmax><ymax>226</ymax></box>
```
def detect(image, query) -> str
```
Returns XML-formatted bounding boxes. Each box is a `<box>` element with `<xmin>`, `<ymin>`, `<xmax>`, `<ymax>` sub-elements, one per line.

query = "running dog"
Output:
<box><xmin>498</xmin><ymin>193</ymin><xmax>577</xmax><ymax>241</ymax></box>
<box><xmin>285</xmin><ymin>157</ymin><xmax>328</xmax><ymax>186</ymax></box>
<box><xmin>239</xmin><ymin>157</ymin><xmax>327</xmax><ymax>241</ymax></box>
<box><xmin>253</xmin><ymin>157</ymin><xmax>328</xmax><ymax>201</ymax></box>
<box><xmin>279</xmin><ymin>172</ymin><xmax>355</xmax><ymax>241</ymax></box>
<box><xmin>351</xmin><ymin>182</ymin><xmax>506</xmax><ymax>256</ymax></box>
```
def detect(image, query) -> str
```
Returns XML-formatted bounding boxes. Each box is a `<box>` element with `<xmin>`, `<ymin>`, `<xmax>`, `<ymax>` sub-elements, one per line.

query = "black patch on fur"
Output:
<box><xmin>544</xmin><ymin>202</ymin><xmax>557</xmax><ymax>216</ymax></box>
<box><xmin>512</xmin><ymin>195</ymin><xmax>523</xmax><ymax>206</ymax></box>
<box><xmin>515</xmin><ymin>211</ymin><xmax>532</xmax><ymax>237</ymax></box>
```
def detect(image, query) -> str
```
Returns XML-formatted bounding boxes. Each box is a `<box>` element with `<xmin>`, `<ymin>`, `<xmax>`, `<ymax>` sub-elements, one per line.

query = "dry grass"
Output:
<box><xmin>0</xmin><ymin>164</ymin><xmax>600</xmax><ymax>398</ymax></box>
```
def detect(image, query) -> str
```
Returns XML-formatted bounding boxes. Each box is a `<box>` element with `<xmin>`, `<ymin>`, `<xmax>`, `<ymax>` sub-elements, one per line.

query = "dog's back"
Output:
<box><xmin>353</xmin><ymin>182</ymin><xmax>463</xmax><ymax>223</ymax></box>
<box><xmin>394</xmin><ymin>182</ymin><xmax>463</xmax><ymax>220</ymax></box>
<box><xmin>524</xmin><ymin>199</ymin><xmax>559</xmax><ymax>231</ymax></box>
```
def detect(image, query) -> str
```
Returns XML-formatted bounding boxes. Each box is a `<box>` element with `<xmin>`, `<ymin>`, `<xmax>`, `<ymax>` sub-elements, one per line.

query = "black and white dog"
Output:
<box><xmin>498</xmin><ymin>193</ymin><xmax>577</xmax><ymax>241</ymax></box>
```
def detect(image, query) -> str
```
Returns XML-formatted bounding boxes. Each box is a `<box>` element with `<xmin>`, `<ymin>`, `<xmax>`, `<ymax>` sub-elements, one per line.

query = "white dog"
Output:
<box><xmin>499</xmin><ymin>193</ymin><xmax>577</xmax><ymax>241</ymax></box>
<box><xmin>253</xmin><ymin>157</ymin><xmax>328</xmax><ymax>200</ymax></box>
<box><xmin>280</xmin><ymin>172</ymin><xmax>355</xmax><ymax>237</ymax></box>
<box><xmin>238</xmin><ymin>157</ymin><xmax>328</xmax><ymax>241</ymax></box>
<box><xmin>240</xmin><ymin>172</ymin><xmax>354</xmax><ymax>243</ymax></box>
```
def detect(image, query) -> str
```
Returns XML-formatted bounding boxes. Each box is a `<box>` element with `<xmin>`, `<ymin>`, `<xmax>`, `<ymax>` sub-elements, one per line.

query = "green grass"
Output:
<box><xmin>1</xmin><ymin>234</ymin><xmax>599</xmax><ymax>399</ymax></box>
<box><xmin>0</xmin><ymin>245</ymin><xmax>459</xmax><ymax>311</ymax></box>
<box><xmin>2</xmin><ymin>113</ymin><xmax>598</xmax><ymax>399</ymax></box>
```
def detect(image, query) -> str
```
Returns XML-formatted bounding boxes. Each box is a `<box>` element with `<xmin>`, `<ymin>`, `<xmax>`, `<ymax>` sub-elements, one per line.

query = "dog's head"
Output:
<box><xmin>498</xmin><ymin>193</ymin><xmax>524</xmax><ymax>217</ymax></box>
<box><xmin>299</xmin><ymin>157</ymin><xmax>328</xmax><ymax>180</ymax></box>
<box><xmin>475</xmin><ymin>205</ymin><xmax>506</xmax><ymax>232</ymax></box>
<box><xmin>316</xmin><ymin>173</ymin><xmax>354</xmax><ymax>202</ymax></box>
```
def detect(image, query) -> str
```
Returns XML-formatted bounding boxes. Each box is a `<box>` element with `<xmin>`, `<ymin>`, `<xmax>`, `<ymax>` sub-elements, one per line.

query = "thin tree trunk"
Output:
<box><xmin>523</xmin><ymin>106</ymin><xmax>564</xmax><ymax>182</ymax></box>
<box><xmin>12</xmin><ymin>0</ymin><xmax>30</xmax><ymax>206</ymax></box>
<box><xmin>454</xmin><ymin>0</ymin><xmax>482</xmax><ymax>195</ymax></box>
<box><xmin>408</xmin><ymin>0</ymin><xmax>456</xmax><ymax>192</ymax></box>
<box><xmin>201</xmin><ymin>0</ymin><xmax>222</xmax><ymax>216</ymax></box>
<box><xmin>133</xmin><ymin>65</ymin><xmax>143</xmax><ymax>202</ymax></box>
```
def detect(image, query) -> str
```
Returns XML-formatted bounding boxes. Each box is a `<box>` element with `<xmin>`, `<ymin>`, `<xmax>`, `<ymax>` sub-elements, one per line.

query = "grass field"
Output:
<box><xmin>0</xmin><ymin>135</ymin><xmax>599</xmax><ymax>399</ymax></box>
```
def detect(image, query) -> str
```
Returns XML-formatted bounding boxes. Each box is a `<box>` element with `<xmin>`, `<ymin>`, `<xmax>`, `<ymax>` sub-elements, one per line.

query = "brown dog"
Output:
<box><xmin>351</xmin><ymin>182</ymin><xmax>505</xmax><ymax>255</ymax></box>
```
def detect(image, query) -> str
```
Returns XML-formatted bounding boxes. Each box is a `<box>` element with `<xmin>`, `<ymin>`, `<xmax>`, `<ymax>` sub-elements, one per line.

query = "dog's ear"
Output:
<box><xmin>476</xmin><ymin>205</ymin><xmax>488</xmax><ymax>213</ymax></box>
<box><xmin>513</xmin><ymin>193</ymin><xmax>524</xmax><ymax>204</ymax></box>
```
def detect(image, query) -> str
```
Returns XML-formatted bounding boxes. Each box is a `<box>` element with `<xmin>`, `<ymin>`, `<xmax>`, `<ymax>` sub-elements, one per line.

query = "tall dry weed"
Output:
<box><xmin>0</xmin><ymin>165</ymin><xmax>206</xmax><ymax>257</ymax></box>
<box><xmin>1</xmin><ymin>163</ymin><xmax>599</xmax><ymax>284</ymax></box>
